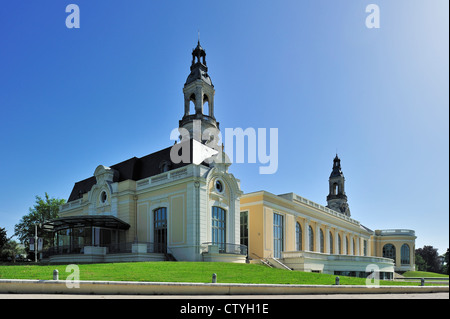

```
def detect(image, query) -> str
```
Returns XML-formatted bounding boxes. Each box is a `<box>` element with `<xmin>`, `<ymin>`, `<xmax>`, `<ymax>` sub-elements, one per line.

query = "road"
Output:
<box><xmin>0</xmin><ymin>292</ymin><xmax>448</xmax><ymax>299</ymax></box>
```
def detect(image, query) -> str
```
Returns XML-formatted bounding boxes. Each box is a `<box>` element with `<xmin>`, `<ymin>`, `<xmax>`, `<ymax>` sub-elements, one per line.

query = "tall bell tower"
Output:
<box><xmin>179</xmin><ymin>41</ymin><xmax>220</xmax><ymax>143</ymax></box>
<box><xmin>326</xmin><ymin>155</ymin><xmax>351</xmax><ymax>216</ymax></box>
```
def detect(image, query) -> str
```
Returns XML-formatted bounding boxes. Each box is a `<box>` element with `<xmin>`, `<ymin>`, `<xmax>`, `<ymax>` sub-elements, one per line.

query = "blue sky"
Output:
<box><xmin>0</xmin><ymin>0</ymin><xmax>448</xmax><ymax>254</ymax></box>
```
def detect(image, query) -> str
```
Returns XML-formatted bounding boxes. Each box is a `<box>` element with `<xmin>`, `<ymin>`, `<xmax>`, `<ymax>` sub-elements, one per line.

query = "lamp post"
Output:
<box><xmin>34</xmin><ymin>223</ymin><xmax>38</xmax><ymax>263</ymax></box>
<box><xmin>34</xmin><ymin>222</ymin><xmax>42</xmax><ymax>263</ymax></box>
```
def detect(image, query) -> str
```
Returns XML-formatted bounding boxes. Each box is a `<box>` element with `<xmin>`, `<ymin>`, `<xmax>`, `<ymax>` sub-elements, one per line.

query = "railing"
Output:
<box><xmin>201</xmin><ymin>242</ymin><xmax>248</xmax><ymax>256</ymax></box>
<box><xmin>43</xmin><ymin>242</ymin><xmax>163</xmax><ymax>257</ymax></box>
<box><xmin>377</xmin><ymin>229</ymin><xmax>416</xmax><ymax>236</ymax></box>
<box><xmin>278</xmin><ymin>193</ymin><xmax>360</xmax><ymax>226</ymax></box>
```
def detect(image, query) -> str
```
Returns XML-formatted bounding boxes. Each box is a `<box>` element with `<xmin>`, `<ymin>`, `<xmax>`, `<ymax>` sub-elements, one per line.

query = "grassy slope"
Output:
<box><xmin>0</xmin><ymin>262</ymin><xmax>440</xmax><ymax>286</ymax></box>
<box><xmin>402</xmin><ymin>271</ymin><xmax>449</xmax><ymax>278</ymax></box>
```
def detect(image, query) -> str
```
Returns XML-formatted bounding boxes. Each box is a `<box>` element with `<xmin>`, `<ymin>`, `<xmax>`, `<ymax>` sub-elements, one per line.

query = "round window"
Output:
<box><xmin>100</xmin><ymin>191</ymin><xmax>107</xmax><ymax>203</ymax></box>
<box><xmin>215</xmin><ymin>180</ymin><xmax>223</xmax><ymax>193</ymax></box>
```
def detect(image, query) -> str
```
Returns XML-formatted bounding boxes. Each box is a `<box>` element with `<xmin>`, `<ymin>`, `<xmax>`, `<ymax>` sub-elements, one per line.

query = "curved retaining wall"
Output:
<box><xmin>0</xmin><ymin>279</ymin><xmax>448</xmax><ymax>295</ymax></box>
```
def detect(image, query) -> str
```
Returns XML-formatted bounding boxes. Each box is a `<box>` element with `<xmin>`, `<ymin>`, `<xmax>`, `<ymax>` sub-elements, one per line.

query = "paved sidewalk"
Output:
<box><xmin>0</xmin><ymin>292</ymin><xmax>448</xmax><ymax>299</ymax></box>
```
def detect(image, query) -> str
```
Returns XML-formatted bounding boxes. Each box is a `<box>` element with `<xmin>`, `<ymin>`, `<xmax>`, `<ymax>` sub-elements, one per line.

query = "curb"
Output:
<box><xmin>0</xmin><ymin>279</ymin><xmax>448</xmax><ymax>295</ymax></box>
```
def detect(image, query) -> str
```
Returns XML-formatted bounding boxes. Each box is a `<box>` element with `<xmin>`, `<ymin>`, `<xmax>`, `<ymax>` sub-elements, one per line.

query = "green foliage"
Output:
<box><xmin>415</xmin><ymin>254</ymin><xmax>427</xmax><ymax>271</ymax></box>
<box><xmin>0</xmin><ymin>228</ymin><xmax>7</xmax><ymax>249</ymax></box>
<box><xmin>443</xmin><ymin>248</ymin><xmax>449</xmax><ymax>275</ymax></box>
<box><xmin>415</xmin><ymin>245</ymin><xmax>443</xmax><ymax>274</ymax></box>
<box><xmin>0</xmin><ymin>240</ymin><xmax>25</xmax><ymax>262</ymax></box>
<box><xmin>13</xmin><ymin>193</ymin><xmax>66</xmax><ymax>254</ymax></box>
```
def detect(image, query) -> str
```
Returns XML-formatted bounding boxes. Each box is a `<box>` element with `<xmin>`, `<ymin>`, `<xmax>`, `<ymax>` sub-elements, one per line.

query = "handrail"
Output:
<box><xmin>201</xmin><ymin>242</ymin><xmax>248</xmax><ymax>255</ymax></box>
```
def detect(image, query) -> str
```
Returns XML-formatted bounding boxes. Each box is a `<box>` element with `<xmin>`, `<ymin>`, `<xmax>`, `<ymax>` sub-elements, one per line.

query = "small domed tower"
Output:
<box><xmin>179</xmin><ymin>41</ymin><xmax>220</xmax><ymax>143</ymax></box>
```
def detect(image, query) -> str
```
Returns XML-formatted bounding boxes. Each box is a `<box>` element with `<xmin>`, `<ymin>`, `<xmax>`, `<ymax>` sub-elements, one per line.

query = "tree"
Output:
<box><xmin>415</xmin><ymin>245</ymin><xmax>442</xmax><ymax>274</ymax></box>
<box><xmin>14</xmin><ymin>193</ymin><xmax>65</xmax><ymax>257</ymax></box>
<box><xmin>0</xmin><ymin>239</ymin><xmax>25</xmax><ymax>262</ymax></box>
<box><xmin>415</xmin><ymin>253</ymin><xmax>427</xmax><ymax>271</ymax></box>
<box><xmin>443</xmin><ymin>248</ymin><xmax>449</xmax><ymax>275</ymax></box>
<box><xmin>0</xmin><ymin>227</ymin><xmax>8</xmax><ymax>249</ymax></box>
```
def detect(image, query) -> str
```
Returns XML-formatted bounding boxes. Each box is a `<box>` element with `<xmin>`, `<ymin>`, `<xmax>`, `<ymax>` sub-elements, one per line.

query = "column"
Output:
<box><xmin>315</xmin><ymin>223</ymin><xmax>321</xmax><ymax>253</ymax></box>
<box><xmin>304</xmin><ymin>219</ymin><xmax>310</xmax><ymax>252</ymax></box>
<box><xmin>325</xmin><ymin>225</ymin><xmax>331</xmax><ymax>254</ymax></box>
<box><xmin>334</xmin><ymin>229</ymin><xmax>339</xmax><ymax>255</ymax></box>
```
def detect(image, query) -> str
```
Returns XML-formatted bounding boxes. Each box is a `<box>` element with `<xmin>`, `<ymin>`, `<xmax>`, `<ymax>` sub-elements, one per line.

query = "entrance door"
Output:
<box><xmin>154</xmin><ymin>207</ymin><xmax>167</xmax><ymax>253</ymax></box>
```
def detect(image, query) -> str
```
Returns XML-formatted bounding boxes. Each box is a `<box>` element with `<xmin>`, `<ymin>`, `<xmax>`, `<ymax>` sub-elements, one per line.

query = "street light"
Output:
<box><xmin>34</xmin><ymin>222</ymin><xmax>42</xmax><ymax>263</ymax></box>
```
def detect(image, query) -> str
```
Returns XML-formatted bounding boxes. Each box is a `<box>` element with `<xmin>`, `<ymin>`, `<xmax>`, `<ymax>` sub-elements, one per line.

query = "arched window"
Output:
<box><xmin>296</xmin><ymin>222</ymin><xmax>302</xmax><ymax>251</ymax></box>
<box><xmin>333</xmin><ymin>183</ymin><xmax>339</xmax><ymax>195</ymax></box>
<box><xmin>383</xmin><ymin>244</ymin><xmax>396</xmax><ymax>262</ymax></box>
<box><xmin>203</xmin><ymin>94</ymin><xmax>210</xmax><ymax>116</ymax></box>
<box><xmin>212</xmin><ymin>206</ymin><xmax>226</xmax><ymax>252</ymax></box>
<box><xmin>320</xmin><ymin>229</ymin><xmax>324</xmax><ymax>253</ymax></box>
<box><xmin>189</xmin><ymin>94</ymin><xmax>196</xmax><ymax>115</ymax></box>
<box><xmin>273</xmin><ymin>213</ymin><xmax>284</xmax><ymax>258</ymax></box>
<box><xmin>345</xmin><ymin>237</ymin><xmax>349</xmax><ymax>255</ymax></box>
<box><xmin>154</xmin><ymin>207</ymin><xmax>167</xmax><ymax>253</ymax></box>
<box><xmin>363</xmin><ymin>240</ymin><xmax>368</xmax><ymax>256</ymax></box>
<box><xmin>338</xmin><ymin>234</ymin><xmax>342</xmax><ymax>254</ymax></box>
<box><xmin>353</xmin><ymin>238</ymin><xmax>356</xmax><ymax>255</ymax></box>
<box><xmin>401</xmin><ymin>244</ymin><xmax>410</xmax><ymax>265</ymax></box>
<box><xmin>308</xmin><ymin>226</ymin><xmax>314</xmax><ymax>251</ymax></box>
<box><xmin>329</xmin><ymin>232</ymin><xmax>334</xmax><ymax>254</ymax></box>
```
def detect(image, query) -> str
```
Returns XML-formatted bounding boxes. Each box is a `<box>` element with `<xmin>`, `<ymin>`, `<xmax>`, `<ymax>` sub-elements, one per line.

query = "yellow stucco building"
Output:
<box><xmin>43</xmin><ymin>42</ymin><xmax>416</xmax><ymax>277</ymax></box>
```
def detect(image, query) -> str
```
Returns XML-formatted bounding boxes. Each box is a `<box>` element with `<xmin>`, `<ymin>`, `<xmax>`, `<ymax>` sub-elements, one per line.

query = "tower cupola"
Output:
<box><xmin>326</xmin><ymin>155</ymin><xmax>351</xmax><ymax>216</ymax></box>
<box><xmin>179</xmin><ymin>41</ymin><xmax>219</xmax><ymax>144</ymax></box>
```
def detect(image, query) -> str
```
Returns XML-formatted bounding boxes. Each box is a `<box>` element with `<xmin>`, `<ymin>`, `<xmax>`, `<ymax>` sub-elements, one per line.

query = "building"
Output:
<box><xmin>43</xmin><ymin>42</ymin><xmax>416</xmax><ymax>276</ymax></box>
<box><xmin>240</xmin><ymin>155</ymin><xmax>416</xmax><ymax>278</ymax></box>
<box><xmin>43</xmin><ymin>41</ymin><xmax>245</xmax><ymax>264</ymax></box>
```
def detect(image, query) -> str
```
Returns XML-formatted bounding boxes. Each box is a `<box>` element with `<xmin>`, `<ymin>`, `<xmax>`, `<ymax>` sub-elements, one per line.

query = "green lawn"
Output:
<box><xmin>401</xmin><ymin>271</ymin><xmax>449</xmax><ymax>278</ymax></box>
<box><xmin>0</xmin><ymin>262</ymin><xmax>443</xmax><ymax>286</ymax></box>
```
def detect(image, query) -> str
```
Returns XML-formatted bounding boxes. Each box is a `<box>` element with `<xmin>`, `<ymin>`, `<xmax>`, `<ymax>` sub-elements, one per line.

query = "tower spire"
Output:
<box><xmin>326</xmin><ymin>154</ymin><xmax>351</xmax><ymax>216</ymax></box>
<box><xmin>179</xmin><ymin>41</ymin><xmax>219</xmax><ymax>143</ymax></box>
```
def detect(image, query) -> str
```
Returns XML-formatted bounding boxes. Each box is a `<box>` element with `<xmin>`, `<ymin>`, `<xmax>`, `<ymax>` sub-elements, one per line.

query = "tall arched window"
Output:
<box><xmin>329</xmin><ymin>232</ymin><xmax>334</xmax><ymax>254</ymax></box>
<box><xmin>363</xmin><ymin>240</ymin><xmax>368</xmax><ymax>256</ymax></box>
<box><xmin>308</xmin><ymin>226</ymin><xmax>314</xmax><ymax>251</ymax></box>
<box><xmin>338</xmin><ymin>235</ymin><xmax>342</xmax><ymax>254</ymax></box>
<box><xmin>345</xmin><ymin>237</ymin><xmax>349</xmax><ymax>255</ymax></box>
<box><xmin>273</xmin><ymin>213</ymin><xmax>284</xmax><ymax>258</ymax></box>
<box><xmin>296</xmin><ymin>222</ymin><xmax>302</xmax><ymax>251</ymax></box>
<box><xmin>319</xmin><ymin>229</ymin><xmax>324</xmax><ymax>253</ymax></box>
<box><xmin>401</xmin><ymin>244</ymin><xmax>410</xmax><ymax>265</ymax></box>
<box><xmin>154</xmin><ymin>207</ymin><xmax>167</xmax><ymax>253</ymax></box>
<box><xmin>383</xmin><ymin>244</ymin><xmax>396</xmax><ymax>262</ymax></box>
<box><xmin>212</xmin><ymin>206</ymin><xmax>226</xmax><ymax>252</ymax></box>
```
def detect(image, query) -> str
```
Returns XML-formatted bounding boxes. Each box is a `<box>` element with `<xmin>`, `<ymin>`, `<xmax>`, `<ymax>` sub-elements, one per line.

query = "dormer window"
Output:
<box><xmin>159</xmin><ymin>160</ymin><xmax>171</xmax><ymax>173</ymax></box>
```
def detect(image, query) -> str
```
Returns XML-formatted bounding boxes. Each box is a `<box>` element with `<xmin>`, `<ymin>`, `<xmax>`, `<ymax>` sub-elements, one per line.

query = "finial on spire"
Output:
<box><xmin>198</xmin><ymin>29</ymin><xmax>200</xmax><ymax>44</ymax></box>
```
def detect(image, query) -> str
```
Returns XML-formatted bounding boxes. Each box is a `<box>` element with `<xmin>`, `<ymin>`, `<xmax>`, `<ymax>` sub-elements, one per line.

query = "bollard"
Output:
<box><xmin>53</xmin><ymin>269</ymin><xmax>59</xmax><ymax>280</ymax></box>
<box><xmin>335</xmin><ymin>276</ymin><xmax>340</xmax><ymax>285</ymax></box>
<box><xmin>212</xmin><ymin>273</ymin><xmax>217</xmax><ymax>283</ymax></box>
<box><xmin>420</xmin><ymin>278</ymin><xmax>425</xmax><ymax>286</ymax></box>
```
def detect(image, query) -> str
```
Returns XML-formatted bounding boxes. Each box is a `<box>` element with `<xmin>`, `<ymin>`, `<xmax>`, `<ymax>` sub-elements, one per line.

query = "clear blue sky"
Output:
<box><xmin>0</xmin><ymin>0</ymin><xmax>448</xmax><ymax>254</ymax></box>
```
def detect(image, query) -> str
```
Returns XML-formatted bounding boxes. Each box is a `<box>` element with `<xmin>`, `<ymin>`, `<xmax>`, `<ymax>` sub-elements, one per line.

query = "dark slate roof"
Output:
<box><xmin>185</xmin><ymin>65</ymin><xmax>213</xmax><ymax>86</ymax></box>
<box><xmin>67</xmin><ymin>142</ymin><xmax>198</xmax><ymax>202</ymax></box>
